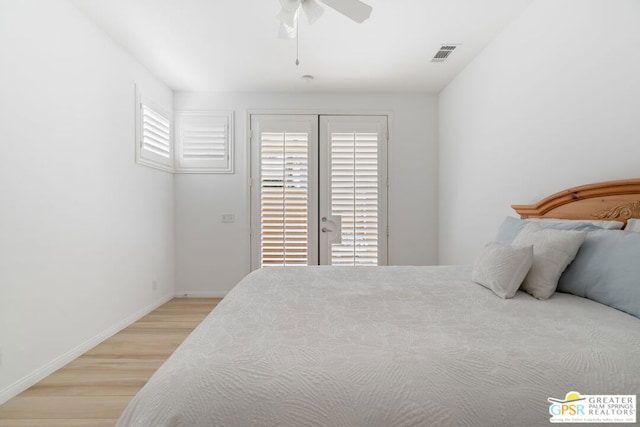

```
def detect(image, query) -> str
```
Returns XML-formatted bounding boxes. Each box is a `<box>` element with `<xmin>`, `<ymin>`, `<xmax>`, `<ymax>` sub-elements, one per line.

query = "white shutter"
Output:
<box><xmin>250</xmin><ymin>114</ymin><xmax>386</xmax><ymax>269</ymax></box>
<box><xmin>320</xmin><ymin>115</ymin><xmax>387</xmax><ymax>266</ymax></box>
<box><xmin>175</xmin><ymin>111</ymin><xmax>233</xmax><ymax>173</ymax></box>
<box><xmin>250</xmin><ymin>115</ymin><xmax>319</xmax><ymax>270</ymax></box>
<box><xmin>330</xmin><ymin>131</ymin><xmax>379</xmax><ymax>265</ymax></box>
<box><xmin>135</xmin><ymin>88</ymin><xmax>173</xmax><ymax>172</ymax></box>
<box><xmin>141</xmin><ymin>105</ymin><xmax>171</xmax><ymax>159</ymax></box>
<box><xmin>260</xmin><ymin>131</ymin><xmax>310</xmax><ymax>266</ymax></box>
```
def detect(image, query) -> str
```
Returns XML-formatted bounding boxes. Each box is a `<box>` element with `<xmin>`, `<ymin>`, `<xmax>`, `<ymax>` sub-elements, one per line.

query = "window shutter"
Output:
<box><xmin>260</xmin><ymin>131</ymin><xmax>309</xmax><ymax>266</ymax></box>
<box><xmin>330</xmin><ymin>131</ymin><xmax>379</xmax><ymax>266</ymax></box>
<box><xmin>135</xmin><ymin>89</ymin><xmax>173</xmax><ymax>172</ymax></box>
<box><xmin>141</xmin><ymin>105</ymin><xmax>171</xmax><ymax>159</ymax></box>
<box><xmin>176</xmin><ymin>111</ymin><xmax>233</xmax><ymax>173</ymax></box>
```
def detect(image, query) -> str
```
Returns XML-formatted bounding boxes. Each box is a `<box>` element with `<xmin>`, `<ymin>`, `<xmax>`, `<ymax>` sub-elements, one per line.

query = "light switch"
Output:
<box><xmin>222</xmin><ymin>213</ymin><xmax>235</xmax><ymax>223</ymax></box>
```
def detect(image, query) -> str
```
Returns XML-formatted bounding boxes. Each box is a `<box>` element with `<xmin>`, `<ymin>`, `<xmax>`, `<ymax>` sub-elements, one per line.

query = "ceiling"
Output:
<box><xmin>69</xmin><ymin>0</ymin><xmax>533</xmax><ymax>93</ymax></box>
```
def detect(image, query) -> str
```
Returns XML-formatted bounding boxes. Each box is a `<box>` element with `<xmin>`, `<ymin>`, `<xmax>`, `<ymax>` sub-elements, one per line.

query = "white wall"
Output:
<box><xmin>0</xmin><ymin>0</ymin><xmax>174</xmax><ymax>402</ymax></box>
<box><xmin>438</xmin><ymin>0</ymin><xmax>640</xmax><ymax>264</ymax></box>
<box><xmin>174</xmin><ymin>92</ymin><xmax>439</xmax><ymax>295</ymax></box>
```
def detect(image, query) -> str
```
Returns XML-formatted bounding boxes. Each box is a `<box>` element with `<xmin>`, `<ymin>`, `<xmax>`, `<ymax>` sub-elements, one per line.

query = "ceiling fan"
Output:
<box><xmin>276</xmin><ymin>0</ymin><xmax>373</xmax><ymax>39</ymax></box>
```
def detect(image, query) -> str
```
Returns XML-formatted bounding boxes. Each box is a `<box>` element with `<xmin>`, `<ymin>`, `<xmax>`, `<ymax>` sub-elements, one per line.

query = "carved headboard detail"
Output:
<box><xmin>512</xmin><ymin>178</ymin><xmax>640</xmax><ymax>224</ymax></box>
<box><xmin>593</xmin><ymin>201</ymin><xmax>640</xmax><ymax>220</ymax></box>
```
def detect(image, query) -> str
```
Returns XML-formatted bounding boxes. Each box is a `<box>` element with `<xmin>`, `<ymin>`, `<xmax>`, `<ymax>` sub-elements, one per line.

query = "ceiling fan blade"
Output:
<box><xmin>276</xmin><ymin>7</ymin><xmax>297</xmax><ymax>28</ymax></box>
<box><xmin>301</xmin><ymin>0</ymin><xmax>324</xmax><ymax>25</ymax></box>
<box><xmin>319</xmin><ymin>0</ymin><xmax>372</xmax><ymax>23</ymax></box>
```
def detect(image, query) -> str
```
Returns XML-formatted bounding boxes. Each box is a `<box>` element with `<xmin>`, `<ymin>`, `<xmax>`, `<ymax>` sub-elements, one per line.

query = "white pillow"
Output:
<box><xmin>528</xmin><ymin>218</ymin><xmax>624</xmax><ymax>230</ymax></box>
<box><xmin>626</xmin><ymin>218</ymin><xmax>640</xmax><ymax>233</ymax></box>
<box><xmin>472</xmin><ymin>242</ymin><xmax>534</xmax><ymax>299</ymax></box>
<box><xmin>512</xmin><ymin>223</ymin><xmax>587</xmax><ymax>300</ymax></box>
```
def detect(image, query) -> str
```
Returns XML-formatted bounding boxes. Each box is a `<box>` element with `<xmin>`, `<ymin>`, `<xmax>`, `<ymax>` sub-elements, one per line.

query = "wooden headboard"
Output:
<box><xmin>512</xmin><ymin>178</ymin><xmax>640</xmax><ymax>224</ymax></box>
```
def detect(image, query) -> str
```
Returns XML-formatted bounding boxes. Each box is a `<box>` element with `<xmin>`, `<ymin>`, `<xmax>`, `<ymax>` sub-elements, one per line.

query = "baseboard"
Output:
<box><xmin>175</xmin><ymin>290</ymin><xmax>227</xmax><ymax>298</ymax></box>
<box><xmin>0</xmin><ymin>291</ymin><xmax>173</xmax><ymax>405</ymax></box>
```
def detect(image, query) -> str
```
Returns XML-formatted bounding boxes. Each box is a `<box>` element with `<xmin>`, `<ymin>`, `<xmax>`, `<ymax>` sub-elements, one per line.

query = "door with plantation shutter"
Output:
<box><xmin>319</xmin><ymin>116</ymin><xmax>387</xmax><ymax>266</ymax></box>
<box><xmin>250</xmin><ymin>114</ymin><xmax>387</xmax><ymax>269</ymax></box>
<box><xmin>250</xmin><ymin>115</ymin><xmax>319</xmax><ymax>268</ymax></box>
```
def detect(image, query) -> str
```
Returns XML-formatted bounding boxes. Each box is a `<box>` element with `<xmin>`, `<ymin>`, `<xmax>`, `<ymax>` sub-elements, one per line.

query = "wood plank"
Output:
<box><xmin>0</xmin><ymin>396</ymin><xmax>131</xmax><ymax>419</ymax></box>
<box><xmin>0</xmin><ymin>298</ymin><xmax>221</xmax><ymax>424</ymax></box>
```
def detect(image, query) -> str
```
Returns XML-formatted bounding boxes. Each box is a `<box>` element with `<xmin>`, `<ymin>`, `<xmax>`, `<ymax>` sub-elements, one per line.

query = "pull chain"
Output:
<box><xmin>295</xmin><ymin>17</ymin><xmax>300</xmax><ymax>66</ymax></box>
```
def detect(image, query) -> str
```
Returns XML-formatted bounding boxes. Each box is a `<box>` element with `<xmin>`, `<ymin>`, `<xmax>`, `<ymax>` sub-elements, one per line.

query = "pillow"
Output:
<box><xmin>495</xmin><ymin>216</ymin><xmax>603</xmax><ymax>244</ymax></box>
<box><xmin>471</xmin><ymin>242</ymin><xmax>534</xmax><ymax>299</ymax></box>
<box><xmin>495</xmin><ymin>217</ymin><xmax>529</xmax><ymax>244</ymax></box>
<box><xmin>512</xmin><ymin>223</ymin><xmax>587</xmax><ymax>300</ymax></box>
<box><xmin>558</xmin><ymin>230</ymin><xmax>640</xmax><ymax>318</ymax></box>
<box><xmin>625</xmin><ymin>218</ymin><xmax>640</xmax><ymax>233</ymax></box>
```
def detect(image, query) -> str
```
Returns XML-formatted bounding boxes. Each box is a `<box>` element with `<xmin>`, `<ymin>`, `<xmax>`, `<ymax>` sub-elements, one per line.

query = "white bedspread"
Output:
<box><xmin>117</xmin><ymin>266</ymin><xmax>640</xmax><ymax>426</ymax></box>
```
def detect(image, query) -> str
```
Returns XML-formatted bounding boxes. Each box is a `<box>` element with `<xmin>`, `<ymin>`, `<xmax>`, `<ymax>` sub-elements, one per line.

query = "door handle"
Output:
<box><xmin>321</xmin><ymin>215</ymin><xmax>342</xmax><ymax>244</ymax></box>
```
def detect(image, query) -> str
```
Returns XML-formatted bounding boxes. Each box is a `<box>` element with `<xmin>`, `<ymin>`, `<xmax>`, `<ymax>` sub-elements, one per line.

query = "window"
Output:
<box><xmin>175</xmin><ymin>111</ymin><xmax>234</xmax><ymax>173</ymax></box>
<box><xmin>135</xmin><ymin>86</ymin><xmax>234</xmax><ymax>174</ymax></box>
<box><xmin>135</xmin><ymin>90</ymin><xmax>173</xmax><ymax>172</ymax></box>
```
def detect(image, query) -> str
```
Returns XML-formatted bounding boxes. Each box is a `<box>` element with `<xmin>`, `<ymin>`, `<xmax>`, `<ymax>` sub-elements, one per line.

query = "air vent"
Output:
<box><xmin>431</xmin><ymin>45</ymin><xmax>458</xmax><ymax>62</ymax></box>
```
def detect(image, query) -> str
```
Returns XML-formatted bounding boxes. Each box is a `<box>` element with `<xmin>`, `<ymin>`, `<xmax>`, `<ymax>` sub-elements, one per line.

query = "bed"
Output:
<box><xmin>117</xmin><ymin>179</ymin><xmax>640</xmax><ymax>426</ymax></box>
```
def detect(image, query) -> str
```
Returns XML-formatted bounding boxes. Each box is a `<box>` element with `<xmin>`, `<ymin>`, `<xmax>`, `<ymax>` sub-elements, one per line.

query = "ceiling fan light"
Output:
<box><xmin>278</xmin><ymin>22</ymin><xmax>297</xmax><ymax>39</ymax></box>
<box><xmin>276</xmin><ymin>7</ymin><xmax>297</xmax><ymax>28</ymax></box>
<box><xmin>301</xmin><ymin>0</ymin><xmax>324</xmax><ymax>25</ymax></box>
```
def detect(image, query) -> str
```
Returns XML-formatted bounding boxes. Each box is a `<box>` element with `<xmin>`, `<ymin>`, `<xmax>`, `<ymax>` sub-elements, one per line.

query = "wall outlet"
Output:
<box><xmin>0</xmin><ymin>345</ymin><xmax>3</xmax><ymax>366</ymax></box>
<box><xmin>221</xmin><ymin>213</ymin><xmax>235</xmax><ymax>223</ymax></box>
<box><xmin>152</xmin><ymin>280</ymin><xmax>158</xmax><ymax>291</ymax></box>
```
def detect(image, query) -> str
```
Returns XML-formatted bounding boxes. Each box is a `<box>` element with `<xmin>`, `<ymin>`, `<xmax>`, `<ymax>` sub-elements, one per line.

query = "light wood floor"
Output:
<box><xmin>0</xmin><ymin>298</ymin><xmax>221</xmax><ymax>426</ymax></box>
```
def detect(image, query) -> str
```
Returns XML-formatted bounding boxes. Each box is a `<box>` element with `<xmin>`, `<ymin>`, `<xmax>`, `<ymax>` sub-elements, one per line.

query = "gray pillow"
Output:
<box><xmin>496</xmin><ymin>216</ymin><xmax>604</xmax><ymax>244</ymax></box>
<box><xmin>558</xmin><ymin>230</ymin><xmax>640</xmax><ymax>319</ymax></box>
<box><xmin>626</xmin><ymin>219</ymin><xmax>640</xmax><ymax>233</ymax></box>
<box><xmin>472</xmin><ymin>242</ymin><xmax>534</xmax><ymax>299</ymax></box>
<box><xmin>495</xmin><ymin>217</ymin><xmax>529</xmax><ymax>244</ymax></box>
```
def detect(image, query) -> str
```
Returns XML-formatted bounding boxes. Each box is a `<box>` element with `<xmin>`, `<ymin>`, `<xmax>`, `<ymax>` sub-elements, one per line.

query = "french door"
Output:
<box><xmin>250</xmin><ymin>114</ymin><xmax>388</xmax><ymax>269</ymax></box>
